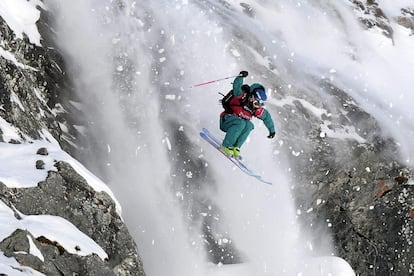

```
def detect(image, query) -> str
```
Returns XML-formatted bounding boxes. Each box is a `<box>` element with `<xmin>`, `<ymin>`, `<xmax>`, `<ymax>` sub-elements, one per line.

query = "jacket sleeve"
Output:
<box><xmin>257</xmin><ymin>109</ymin><xmax>276</xmax><ymax>133</ymax></box>
<box><xmin>232</xmin><ymin>76</ymin><xmax>244</xmax><ymax>96</ymax></box>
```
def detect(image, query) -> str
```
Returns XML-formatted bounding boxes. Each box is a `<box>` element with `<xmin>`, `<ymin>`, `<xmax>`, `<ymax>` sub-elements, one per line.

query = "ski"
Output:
<box><xmin>200</xmin><ymin>128</ymin><xmax>272</xmax><ymax>185</ymax></box>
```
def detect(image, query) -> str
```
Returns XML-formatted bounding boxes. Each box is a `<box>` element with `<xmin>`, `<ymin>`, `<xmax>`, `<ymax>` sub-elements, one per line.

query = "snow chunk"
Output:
<box><xmin>165</xmin><ymin>94</ymin><xmax>177</xmax><ymax>101</ymax></box>
<box><xmin>230</xmin><ymin>48</ymin><xmax>241</xmax><ymax>57</ymax></box>
<box><xmin>163</xmin><ymin>136</ymin><xmax>172</xmax><ymax>151</ymax></box>
<box><xmin>175</xmin><ymin>191</ymin><xmax>184</xmax><ymax>201</ymax></box>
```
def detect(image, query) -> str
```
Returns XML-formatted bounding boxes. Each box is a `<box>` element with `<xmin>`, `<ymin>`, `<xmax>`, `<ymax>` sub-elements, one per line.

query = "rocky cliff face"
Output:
<box><xmin>277</xmin><ymin>79</ymin><xmax>413</xmax><ymax>275</ymax></box>
<box><xmin>0</xmin><ymin>4</ymin><xmax>145</xmax><ymax>276</ymax></box>
<box><xmin>0</xmin><ymin>161</ymin><xmax>144</xmax><ymax>275</ymax></box>
<box><xmin>275</xmin><ymin>1</ymin><xmax>414</xmax><ymax>275</ymax></box>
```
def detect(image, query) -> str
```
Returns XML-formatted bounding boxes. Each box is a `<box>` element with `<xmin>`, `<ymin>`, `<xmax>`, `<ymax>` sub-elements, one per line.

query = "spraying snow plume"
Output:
<box><xmin>45</xmin><ymin>1</ymin><xmax>209</xmax><ymax>275</ymax></box>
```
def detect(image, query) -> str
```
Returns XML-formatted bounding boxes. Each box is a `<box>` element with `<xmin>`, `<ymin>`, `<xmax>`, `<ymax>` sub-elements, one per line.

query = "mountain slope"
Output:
<box><xmin>0</xmin><ymin>0</ymin><xmax>413</xmax><ymax>276</ymax></box>
<box><xmin>0</xmin><ymin>1</ymin><xmax>145</xmax><ymax>275</ymax></box>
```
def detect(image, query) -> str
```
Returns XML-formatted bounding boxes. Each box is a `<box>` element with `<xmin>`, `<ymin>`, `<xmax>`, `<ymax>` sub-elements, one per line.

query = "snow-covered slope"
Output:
<box><xmin>0</xmin><ymin>0</ymin><xmax>144</xmax><ymax>274</ymax></box>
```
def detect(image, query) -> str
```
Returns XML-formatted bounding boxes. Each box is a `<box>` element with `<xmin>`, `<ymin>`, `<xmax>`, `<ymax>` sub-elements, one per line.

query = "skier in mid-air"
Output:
<box><xmin>219</xmin><ymin>70</ymin><xmax>276</xmax><ymax>158</ymax></box>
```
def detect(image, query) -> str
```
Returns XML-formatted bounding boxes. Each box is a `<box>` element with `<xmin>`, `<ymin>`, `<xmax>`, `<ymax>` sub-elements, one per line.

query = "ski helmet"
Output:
<box><xmin>254</xmin><ymin>89</ymin><xmax>267</xmax><ymax>105</ymax></box>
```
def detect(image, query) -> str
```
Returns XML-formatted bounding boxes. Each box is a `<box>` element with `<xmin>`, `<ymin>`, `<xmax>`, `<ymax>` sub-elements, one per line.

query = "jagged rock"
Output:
<box><xmin>35</xmin><ymin>160</ymin><xmax>45</xmax><ymax>169</ymax></box>
<box><xmin>319</xmin><ymin>165</ymin><xmax>413</xmax><ymax>276</ymax></box>
<box><xmin>114</xmin><ymin>257</ymin><xmax>145</xmax><ymax>276</ymax></box>
<box><xmin>279</xmin><ymin>80</ymin><xmax>414</xmax><ymax>275</ymax></box>
<box><xmin>240</xmin><ymin>3</ymin><xmax>255</xmax><ymax>17</ymax></box>
<box><xmin>350</xmin><ymin>0</ymin><xmax>394</xmax><ymax>40</ymax></box>
<box><xmin>0</xmin><ymin>160</ymin><xmax>145</xmax><ymax>275</ymax></box>
<box><xmin>1</xmin><ymin>229</ymin><xmax>32</xmax><ymax>256</ymax></box>
<box><xmin>0</xmin><ymin>230</ymin><xmax>45</xmax><ymax>271</ymax></box>
<box><xmin>0</xmin><ymin>10</ymin><xmax>80</xmax><ymax>152</ymax></box>
<box><xmin>36</xmin><ymin>147</ymin><xmax>49</xmax><ymax>156</ymax></box>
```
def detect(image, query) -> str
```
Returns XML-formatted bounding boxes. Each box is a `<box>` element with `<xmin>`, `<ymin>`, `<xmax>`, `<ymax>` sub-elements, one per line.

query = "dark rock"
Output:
<box><xmin>240</xmin><ymin>3</ymin><xmax>255</xmax><ymax>17</ymax></box>
<box><xmin>36</xmin><ymin>147</ymin><xmax>49</xmax><ymax>155</ymax></box>
<box><xmin>0</xmin><ymin>159</ymin><xmax>145</xmax><ymax>275</ymax></box>
<box><xmin>0</xmin><ymin>230</ymin><xmax>45</xmax><ymax>271</ymax></box>
<box><xmin>0</xmin><ymin>229</ymin><xmax>31</xmax><ymax>256</ymax></box>
<box><xmin>36</xmin><ymin>160</ymin><xmax>45</xmax><ymax>169</ymax></box>
<box><xmin>350</xmin><ymin>0</ymin><xmax>394</xmax><ymax>41</ymax></box>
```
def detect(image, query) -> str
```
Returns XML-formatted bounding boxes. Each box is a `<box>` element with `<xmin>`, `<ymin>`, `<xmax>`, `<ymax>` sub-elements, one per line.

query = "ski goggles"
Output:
<box><xmin>252</xmin><ymin>89</ymin><xmax>266</xmax><ymax>108</ymax></box>
<box><xmin>252</xmin><ymin>100</ymin><xmax>263</xmax><ymax>108</ymax></box>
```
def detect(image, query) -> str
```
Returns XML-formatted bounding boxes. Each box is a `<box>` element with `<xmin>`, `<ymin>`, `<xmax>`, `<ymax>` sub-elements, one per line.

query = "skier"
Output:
<box><xmin>219</xmin><ymin>70</ymin><xmax>276</xmax><ymax>158</ymax></box>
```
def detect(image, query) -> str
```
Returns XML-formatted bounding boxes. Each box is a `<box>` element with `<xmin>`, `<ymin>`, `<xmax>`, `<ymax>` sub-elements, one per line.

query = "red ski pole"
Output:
<box><xmin>190</xmin><ymin>75</ymin><xmax>239</xmax><ymax>88</ymax></box>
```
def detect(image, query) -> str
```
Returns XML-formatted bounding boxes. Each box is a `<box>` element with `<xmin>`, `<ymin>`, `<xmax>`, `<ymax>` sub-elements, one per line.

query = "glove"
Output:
<box><xmin>239</xmin><ymin>71</ymin><xmax>248</xmax><ymax>77</ymax></box>
<box><xmin>267</xmin><ymin>132</ymin><xmax>276</xmax><ymax>139</ymax></box>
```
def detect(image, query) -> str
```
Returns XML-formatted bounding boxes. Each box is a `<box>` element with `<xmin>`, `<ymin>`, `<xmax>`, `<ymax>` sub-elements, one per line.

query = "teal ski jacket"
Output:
<box><xmin>226</xmin><ymin>76</ymin><xmax>276</xmax><ymax>133</ymax></box>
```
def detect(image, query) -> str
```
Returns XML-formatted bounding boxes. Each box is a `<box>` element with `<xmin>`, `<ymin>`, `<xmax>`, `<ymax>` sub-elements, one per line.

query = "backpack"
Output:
<box><xmin>219</xmin><ymin>84</ymin><xmax>251</xmax><ymax>113</ymax></box>
<box><xmin>219</xmin><ymin>90</ymin><xmax>234</xmax><ymax>113</ymax></box>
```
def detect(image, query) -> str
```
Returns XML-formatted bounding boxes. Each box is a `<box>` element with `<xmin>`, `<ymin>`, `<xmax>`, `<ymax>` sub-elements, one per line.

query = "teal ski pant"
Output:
<box><xmin>220</xmin><ymin>115</ymin><xmax>254</xmax><ymax>148</ymax></box>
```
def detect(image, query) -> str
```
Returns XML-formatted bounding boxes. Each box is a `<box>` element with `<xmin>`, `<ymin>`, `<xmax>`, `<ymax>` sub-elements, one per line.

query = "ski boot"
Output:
<box><xmin>220</xmin><ymin>146</ymin><xmax>234</xmax><ymax>157</ymax></box>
